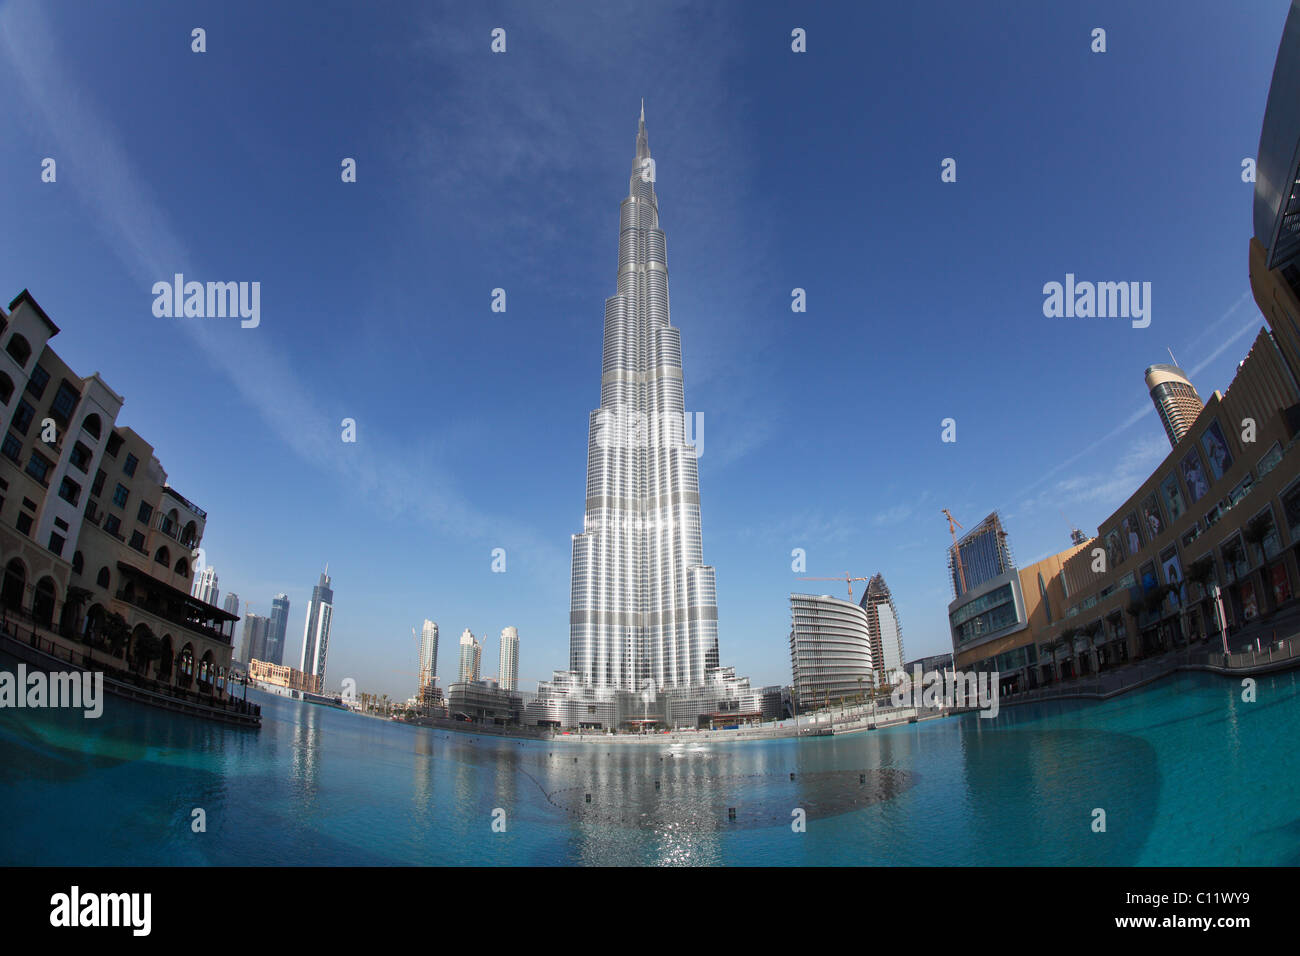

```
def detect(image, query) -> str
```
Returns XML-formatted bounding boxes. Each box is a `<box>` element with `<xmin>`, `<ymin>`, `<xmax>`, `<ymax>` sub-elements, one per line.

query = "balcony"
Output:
<box><xmin>114</xmin><ymin>588</ymin><xmax>232</xmax><ymax>646</ymax></box>
<box><xmin>161</xmin><ymin>484</ymin><xmax>207</xmax><ymax>520</ymax></box>
<box><xmin>152</xmin><ymin>513</ymin><xmax>198</xmax><ymax>550</ymax></box>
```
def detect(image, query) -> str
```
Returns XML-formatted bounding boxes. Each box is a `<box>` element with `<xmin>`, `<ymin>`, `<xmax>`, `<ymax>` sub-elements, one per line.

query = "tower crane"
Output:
<box><xmin>799</xmin><ymin>573</ymin><xmax>869</xmax><ymax>603</ymax></box>
<box><xmin>942</xmin><ymin>509</ymin><xmax>967</xmax><ymax>593</ymax></box>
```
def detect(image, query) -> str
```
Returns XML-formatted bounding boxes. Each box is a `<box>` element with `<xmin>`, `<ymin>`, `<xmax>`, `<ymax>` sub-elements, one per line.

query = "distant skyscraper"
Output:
<box><xmin>949</xmin><ymin>512</ymin><xmax>1015</xmax><ymax>598</ymax></box>
<box><xmin>193</xmin><ymin>566</ymin><xmax>219</xmax><ymax>606</ymax></box>
<box><xmin>299</xmin><ymin>569</ymin><xmax>335</xmax><ymax>683</ymax></box>
<box><xmin>499</xmin><ymin>626</ymin><xmax>519</xmax><ymax>691</ymax></box>
<box><xmin>244</xmin><ymin>613</ymin><xmax>269</xmax><ymax>663</ymax></box>
<box><xmin>859</xmin><ymin>574</ymin><xmax>905</xmax><ymax>684</ymax></box>
<box><xmin>223</xmin><ymin>592</ymin><xmax>241</xmax><ymax>659</ymax></box>
<box><xmin>458</xmin><ymin>629</ymin><xmax>481</xmax><ymax>683</ymax></box>
<box><xmin>420</xmin><ymin>620</ymin><xmax>439</xmax><ymax>694</ymax></box>
<box><xmin>267</xmin><ymin>593</ymin><xmax>291</xmax><ymax>666</ymax></box>
<box><xmin>1145</xmin><ymin>364</ymin><xmax>1204</xmax><ymax>447</ymax></box>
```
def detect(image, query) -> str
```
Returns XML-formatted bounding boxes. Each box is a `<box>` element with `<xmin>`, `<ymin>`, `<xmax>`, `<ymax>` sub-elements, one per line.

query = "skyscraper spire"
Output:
<box><xmin>635</xmin><ymin>100</ymin><xmax>650</xmax><ymax>163</ymax></box>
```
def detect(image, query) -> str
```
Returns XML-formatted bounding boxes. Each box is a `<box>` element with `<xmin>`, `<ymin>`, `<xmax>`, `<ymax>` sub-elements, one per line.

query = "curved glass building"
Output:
<box><xmin>789</xmin><ymin>593</ymin><xmax>874</xmax><ymax>713</ymax></box>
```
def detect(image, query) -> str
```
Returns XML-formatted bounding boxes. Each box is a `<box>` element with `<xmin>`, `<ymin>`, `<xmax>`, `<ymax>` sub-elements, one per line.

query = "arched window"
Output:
<box><xmin>2</xmin><ymin>559</ymin><xmax>27</xmax><ymax>611</ymax></box>
<box><xmin>0</xmin><ymin>372</ymin><xmax>13</xmax><ymax>405</ymax></box>
<box><xmin>174</xmin><ymin>557</ymin><xmax>189</xmax><ymax>578</ymax></box>
<box><xmin>5</xmin><ymin>334</ymin><xmax>31</xmax><ymax>367</ymax></box>
<box><xmin>81</xmin><ymin>413</ymin><xmax>102</xmax><ymax>439</ymax></box>
<box><xmin>32</xmin><ymin>577</ymin><xmax>57</xmax><ymax>627</ymax></box>
<box><xmin>154</xmin><ymin>545</ymin><xmax>170</xmax><ymax>567</ymax></box>
<box><xmin>96</xmin><ymin>566</ymin><xmax>111</xmax><ymax>589</ymax></box>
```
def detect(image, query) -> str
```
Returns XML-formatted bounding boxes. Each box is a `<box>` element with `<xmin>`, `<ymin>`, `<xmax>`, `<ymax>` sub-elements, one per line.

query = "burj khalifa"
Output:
<box><xmin>568</xmin><ymin>102</ymin><xmax>719</xmax><ymax>694</ymax></box>
<box><xmin>528</xmin><ymin>104</ymin><xmax>764</xmax><ymax>729</ymax></box>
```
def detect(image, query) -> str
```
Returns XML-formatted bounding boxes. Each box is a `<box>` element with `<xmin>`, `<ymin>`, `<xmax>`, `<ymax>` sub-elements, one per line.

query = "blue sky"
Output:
<box><xmin>0</xmin><ymin>0</ymin><xmax>1289</xmax><ymax>699</ymax></box>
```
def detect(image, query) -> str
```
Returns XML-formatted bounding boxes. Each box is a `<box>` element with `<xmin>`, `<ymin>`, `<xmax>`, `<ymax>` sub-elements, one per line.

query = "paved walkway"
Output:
<box><xmin>999</xmin><ymin>614</ymin><xmax>1300</xmax><ymax>708</ymax></box>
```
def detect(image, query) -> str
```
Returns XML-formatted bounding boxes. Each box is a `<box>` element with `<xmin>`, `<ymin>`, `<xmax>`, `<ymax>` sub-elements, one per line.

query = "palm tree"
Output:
<box><xmin>1243</xmin><ymin>512</ymin><xmax>1272</xmax><ymax>564</ymax></box>
<box><xmin>133</xmin><ymin>631</ymin><xmax>162</xmax><ymax>678</ymax></box>
<box><xmin>1056</xmin><ymin>627</ymin><xmax>1080</xmax><ymax>681</ymax></box>
<box><xmin>1243</xmin><ymin>513</ymin><xmax>1276</xmax><ymax>616</ymax></box>
<box><xmin>103</xmin><ymin>612</ymin><xmax>130</xmax><ymax>658</ymax></box>
<box><xmin>1186</xmin><ymin>556</ymin><xmax>1216</xmax><ymax>616</ymax></box>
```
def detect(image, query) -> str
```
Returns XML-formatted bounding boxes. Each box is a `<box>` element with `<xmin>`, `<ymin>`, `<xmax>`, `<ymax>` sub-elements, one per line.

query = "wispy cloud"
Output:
<box><xmin>1013</xmin><ymin>292</ymin><xmax>1259</xmax><ymax>505</ymax></box>
<box><xmin>1018</xmin><ymin>433</ymin><xmax>1171</xmax><ymax>528</ymax></box>
<box><xmin>0</xmin><ymin>0</ymin><xmax>564</xmax><ymax>573</ymax></box>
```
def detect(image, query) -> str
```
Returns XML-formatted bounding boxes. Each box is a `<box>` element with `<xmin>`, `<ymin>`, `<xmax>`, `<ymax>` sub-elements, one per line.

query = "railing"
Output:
<box><xmin>0</xmin><ymin>619</ymin><xmax>259</xmax><ymax>721</ymax></box>
<box><xmin>999</xmin><ymin>635</ymin><xmax>1300</xmax><ymax>706</ymax></box>
<box><xmin>160</xmin><ymin>485</ymin><xmax>207</xmax><ymax>520</ymax></box>
<box><xmin>1223</xmin><ymin>638</ymin><xmax>1299</xmax><ymax>668</ymax></box>
<box><xmin>112</xmin><ymin>589</ymin><xmax>232</xmax><ymax>645</ymax></box>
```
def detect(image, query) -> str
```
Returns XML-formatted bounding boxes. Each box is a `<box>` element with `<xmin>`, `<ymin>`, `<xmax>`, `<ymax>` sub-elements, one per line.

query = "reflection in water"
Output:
<box><xmin>2</xmin><ymin>671</ymin><xmax>1299</xmax><ymax>865</ymax></box>
<box><xmin>543</xmin><ymin>768</ymin><xmax>915</xmax><ymax>830</ymax></box>
<box><xmin>290</xmin><ymin>700</ymin><xmax>322</xmax><ymax>807</ymax></box>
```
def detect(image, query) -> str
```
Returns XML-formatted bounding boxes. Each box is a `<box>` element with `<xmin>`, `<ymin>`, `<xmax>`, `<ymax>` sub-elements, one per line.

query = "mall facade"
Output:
<box><xmin>951</xmin><ymin>6</ymin><xmax>1300</xmax><ymax>692</ymax></box>
<box><xmin>954</xmin><ymin>329</ymin><xmax>1300</xmax><ymax>691</ymax></box>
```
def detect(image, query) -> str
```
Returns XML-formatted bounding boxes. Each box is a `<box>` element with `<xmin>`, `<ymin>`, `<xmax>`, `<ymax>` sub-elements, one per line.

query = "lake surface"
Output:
<box><xmin>2</xmin><ymin>658</ymin><xmax>1297</xmax><ymax>865</ymax></box>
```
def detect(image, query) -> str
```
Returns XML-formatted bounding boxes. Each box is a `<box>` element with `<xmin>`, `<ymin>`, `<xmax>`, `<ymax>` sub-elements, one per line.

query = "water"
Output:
<box><xmin>2</xmin><ymin>660</ymin><xmax>1298</xmax><ymax>865</ymax></box>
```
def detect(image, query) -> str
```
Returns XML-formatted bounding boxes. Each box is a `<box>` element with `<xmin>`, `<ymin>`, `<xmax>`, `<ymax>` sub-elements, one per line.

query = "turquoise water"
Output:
<box><xmin>2</xmin><ymin>661</ymin><xmax>1298</xmax><ymax>865</ymax></box>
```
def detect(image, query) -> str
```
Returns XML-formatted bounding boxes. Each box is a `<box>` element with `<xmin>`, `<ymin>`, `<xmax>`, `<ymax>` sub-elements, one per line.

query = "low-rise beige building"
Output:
<box><xmin>248</xmin><ymin>658</ymin><xmax>322</xmax><ymax>695</ymax></box>
<box><xmin>0</xmin><ymin>289</ymin><xmax>238</xmax><ymax>694</ymax></box>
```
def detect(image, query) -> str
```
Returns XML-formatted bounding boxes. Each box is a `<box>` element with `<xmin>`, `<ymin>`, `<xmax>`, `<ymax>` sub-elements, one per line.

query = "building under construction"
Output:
<box><xmin>948</xmin><ymin>511</ymin><xmax>1016</xmax><ymax>598</ymax></box>
<box><xmin>859</xmin><ymin>573</ymin><xmax>906</xmax><ymax>685</ymax></box>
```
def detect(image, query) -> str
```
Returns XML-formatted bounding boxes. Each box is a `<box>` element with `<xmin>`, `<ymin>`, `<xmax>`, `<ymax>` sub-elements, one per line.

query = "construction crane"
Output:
<box><xmin>1059</xmin><ymin>508</ymin><xmax>1087</xmax><ymax>545</ymax></box>
<box><xmin>942</xmin><ymin>509</ymin><xmax>967</xmax><ymax>593</ymax></box>
<box><xmin>799</xmin><ymin>573</ymin><xmax>869</xmax><ymax>602</ymax></box>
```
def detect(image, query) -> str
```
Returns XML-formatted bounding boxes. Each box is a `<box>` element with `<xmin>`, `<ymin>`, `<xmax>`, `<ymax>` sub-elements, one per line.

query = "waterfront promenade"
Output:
<box><xmin>0</xmin><ymin>615</ymin><xmax>260</xmax><ymax>728</ymax></box>
<box><xmin>387</xmin><ymin>699</ymin><xmax>942</xmax><ymax>745</ymax></box>
<box><xmin>998</xmin><ymin>608</ymin><xmax>1300</xmax><ymax>709</ymax></box>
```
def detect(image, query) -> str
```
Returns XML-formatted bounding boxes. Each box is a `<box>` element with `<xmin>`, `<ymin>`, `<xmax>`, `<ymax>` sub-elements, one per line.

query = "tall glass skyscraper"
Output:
<box><xmin>568</xmin><ymin>104</ymin><xmax>719</xmax><ymax>693</ymax></box>
<box><xmin>192</xmin><ymin>566</ymin><xmax>218</xmax><ymax>606</ymax></box>
<box><xmin>458</xmin><ymin>628</ymin><xmax>481</xmax><ymax>683</ymax></box>
<box><xmin>222</xmin><ymin>592</ymin><xmax>240</xmax><ymax>658</ymax></box>
<box><xmin>299</xmin><ymin>569</ymin><xmax>334</xmax><ymax>682</ymax></box>
<box><xmin>419</xmin><ymin>620</ymin><xmax>439</xmax><ymax>693</ymax></box>
<box><xmin>499</xmin><ymin>626</ymin><xmax>518</xmax><ymax>691</ymax></box>
<box><xmin>244</xmin><ymin>612</ymin><xmax>269</xmax><ymax>663</ymax></box>
<box><xmin>267</xmin><ymin>593</ymin><xmax>291</xmax><ymax>666</ymax></box>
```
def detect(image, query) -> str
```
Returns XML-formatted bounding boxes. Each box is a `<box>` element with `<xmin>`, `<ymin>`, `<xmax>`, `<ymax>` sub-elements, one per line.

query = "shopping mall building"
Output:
<box><xmin>951</xmin><ymin>1</ymin><xmax>1300</xmax><ymax>691</ymax></box>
